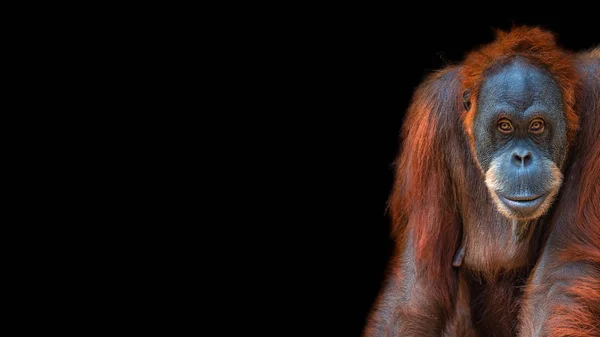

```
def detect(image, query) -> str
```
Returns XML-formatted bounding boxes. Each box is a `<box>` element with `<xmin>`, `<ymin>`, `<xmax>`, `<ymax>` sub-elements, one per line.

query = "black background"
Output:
<box><xmin>301</xmin><ymin>15</ymin><xmax>599</xmax><ymax>336</ymax></box>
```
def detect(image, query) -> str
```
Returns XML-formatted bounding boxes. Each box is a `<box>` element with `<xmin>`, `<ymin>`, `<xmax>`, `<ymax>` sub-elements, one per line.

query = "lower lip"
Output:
<box><xmin>499</xmin><ymin>194</ymin><xmax>546</xmax><ymax>213</ymax></box>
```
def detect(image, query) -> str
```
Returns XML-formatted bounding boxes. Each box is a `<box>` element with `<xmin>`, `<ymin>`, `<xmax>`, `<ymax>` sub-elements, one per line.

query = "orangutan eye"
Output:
<box><xmin>529</xmin><ymin>119</ymin><xmax>545</xmax><ymax>134</ymax></box>
<box><xmin>497</xmin><ymin>119</ymin><xmax>513</xmax><ymax>134</ymax></box>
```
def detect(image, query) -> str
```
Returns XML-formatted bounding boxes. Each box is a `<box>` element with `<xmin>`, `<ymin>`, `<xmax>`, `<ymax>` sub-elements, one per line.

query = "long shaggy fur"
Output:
<box><xmin>518</xmin><ymin>47</ymin><xmax>600</xmax><ymax>337</ymax></box>
<box><xmin>365</xmin><ymin>28</ymin><xmax>597</xmax><ymax>337</ymax></box>
<box><xmin>364</xmin><ymin>66</ymin><xmax>464</xmax><ymax>337</ymax></box>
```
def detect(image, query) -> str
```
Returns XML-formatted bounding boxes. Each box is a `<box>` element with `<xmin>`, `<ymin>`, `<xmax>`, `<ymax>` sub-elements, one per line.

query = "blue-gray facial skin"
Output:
<box><xmin>474</xmin><ymin>57</ymin><xmax>567</xmax><ymax>220</ymax></box>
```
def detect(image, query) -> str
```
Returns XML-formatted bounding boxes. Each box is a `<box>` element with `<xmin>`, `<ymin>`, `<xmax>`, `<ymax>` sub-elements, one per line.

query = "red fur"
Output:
<box><xmin>518</xmin><ymin>48</ymin><xmax>600</xmax><ymax>337</ymax></box>
<box><xmin>390</xmin><ymin>68</ymin><xmax>462</xmax><ymax>282</ymax></box>
<box><xmin>365</xmin><ymin>28</ymin><xmax>598</xmax><ymax>337</ymax></box>
<box><xmin>364</xmin><ymin>66</ymin><xmax>464</xmax><ymax>336</ymax></box>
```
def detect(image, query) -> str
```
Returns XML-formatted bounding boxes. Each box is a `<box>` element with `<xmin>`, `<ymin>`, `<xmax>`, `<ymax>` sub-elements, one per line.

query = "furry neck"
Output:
<box><xmin>457</xmin><ymin>181</ymin><xmax>541</xmax><ymax>277</ymax></box>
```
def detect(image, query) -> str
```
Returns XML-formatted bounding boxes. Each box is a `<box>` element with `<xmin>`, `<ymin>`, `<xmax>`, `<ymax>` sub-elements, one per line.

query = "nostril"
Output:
<box><xmin>512</xmin><ymin>151</ymin><xmax>533</xmax><ymax>167</ymax></box>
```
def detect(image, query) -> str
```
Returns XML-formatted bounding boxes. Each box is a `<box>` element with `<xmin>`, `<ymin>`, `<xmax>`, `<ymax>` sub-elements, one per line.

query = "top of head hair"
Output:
<box><xmin>460</xmin><ymin>26</ymin><xmax>579</xmax><ymax>146</ymax></box>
